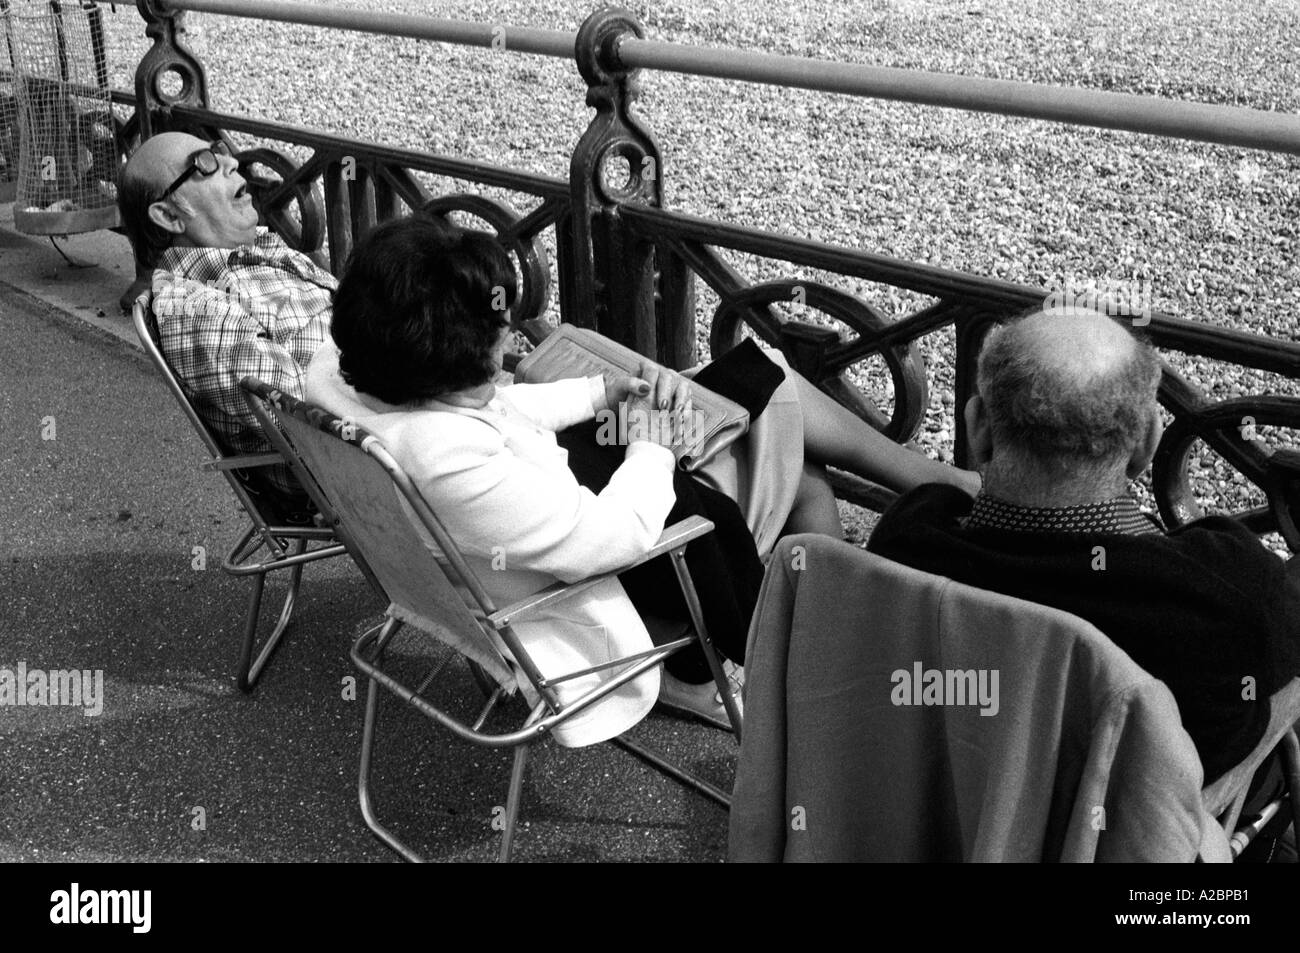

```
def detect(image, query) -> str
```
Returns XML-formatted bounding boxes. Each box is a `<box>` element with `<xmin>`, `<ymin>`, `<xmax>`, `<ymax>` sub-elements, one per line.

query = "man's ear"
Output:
<box><xmin>964</xmin><ymin>393</ymin><xmax>994</xmax><ymax>468</ymax></box>
<box><xmin>147</xmin><ymin>199</ymin><xmax>187</xmax><ymax>235</ymax></box>
<box><xmin>1126</xmin><ymin>407</ymin><xmax>1163</xmax><ymax>479</ymax></box>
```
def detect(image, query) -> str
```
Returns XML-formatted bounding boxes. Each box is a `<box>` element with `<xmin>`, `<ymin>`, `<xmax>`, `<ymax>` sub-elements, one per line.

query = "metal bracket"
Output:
<box><xmin>570</xmin><ymin>7</ymin><xmax>691</xmax><ymax>366</ymax></box>
<box><xmin>133</xmin><ymin>0</ymin><xmax>210</xmax><ymax>139</ymax></box>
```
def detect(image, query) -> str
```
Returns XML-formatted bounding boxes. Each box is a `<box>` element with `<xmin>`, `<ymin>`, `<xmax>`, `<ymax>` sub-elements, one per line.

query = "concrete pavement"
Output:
<box><xmin>0</xmin><ymin>201</ymin><xmax>141</xmax><ymax>348</ymax></box>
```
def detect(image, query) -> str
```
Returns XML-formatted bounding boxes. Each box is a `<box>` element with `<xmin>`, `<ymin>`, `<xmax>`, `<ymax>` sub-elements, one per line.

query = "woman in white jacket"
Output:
<box><xmin>307</xmin><ymin>214</ymin><xmax>978</xmax><ymax>746</ymax></box>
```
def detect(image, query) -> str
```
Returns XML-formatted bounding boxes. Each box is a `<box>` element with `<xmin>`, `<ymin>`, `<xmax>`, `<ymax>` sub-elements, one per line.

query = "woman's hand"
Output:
<box><xmin>607</xmin><ymin>360</ymin><xmax>693</xmax><ymax>451</ymax></box>
<box><xmin>604</xmin><ymin>375</ymin><xmax>652</xmax><ymax>407</ymax></box>
<box><xmin>605</xmin><ymin>361</ymin><xmax>691</xmax><ymax>412</ymax></box>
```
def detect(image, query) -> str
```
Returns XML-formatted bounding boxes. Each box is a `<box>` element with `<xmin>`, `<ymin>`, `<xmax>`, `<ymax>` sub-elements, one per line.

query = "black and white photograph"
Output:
<box><xmin>0</xmin><ymin>0</ymin><xmax>1297</xmax><ymax>923</ymax></box>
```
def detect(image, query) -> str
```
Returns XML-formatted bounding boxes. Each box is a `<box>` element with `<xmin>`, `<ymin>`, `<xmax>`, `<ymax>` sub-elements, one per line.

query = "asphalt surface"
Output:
<box><xmin>0</xmin><ymin>283</ymin><xmax>736</xmax><ymax>863</ymax></box>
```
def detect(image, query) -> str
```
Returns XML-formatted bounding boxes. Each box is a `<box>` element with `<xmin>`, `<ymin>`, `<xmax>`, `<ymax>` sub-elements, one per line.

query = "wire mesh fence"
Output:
<box><xmin>0</xmin><ymin>9</ymin><xmax>19</xmax><ymax>197</ymax></box>
<box><xmin>5</xmin><ymin>0</ymin><xmax>119</xmax><ymax>234</ymax></box>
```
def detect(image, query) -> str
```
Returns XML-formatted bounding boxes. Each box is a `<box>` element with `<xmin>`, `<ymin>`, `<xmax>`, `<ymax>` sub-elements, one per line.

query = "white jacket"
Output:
<box><xmin>305</xmin><ymin>345</ymin><xmax>675</xmax><ymax>746</ymax></box>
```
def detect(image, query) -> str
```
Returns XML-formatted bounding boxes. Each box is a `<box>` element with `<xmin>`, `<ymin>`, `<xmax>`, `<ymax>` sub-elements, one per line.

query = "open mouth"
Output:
<box><xmin>234</xmin><ymin>183</ymin><xmax>249</xmax><ymax>199</ymax></box>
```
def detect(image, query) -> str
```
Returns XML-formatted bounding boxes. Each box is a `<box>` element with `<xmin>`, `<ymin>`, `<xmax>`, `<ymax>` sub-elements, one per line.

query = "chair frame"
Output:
<box><xmin>1201</xmin><ymin>677</ymin><xmax>1300</xmax><ymax>859</ymax></box>
<box><xmin>131</xmin><ymin>296</ymin><xmax>348</xmax><ymax>691</ymax></box>
<box><xmin>242</xmin><ymin>378</ymin><xmax>741</xmax><ymax>862</ymax></box>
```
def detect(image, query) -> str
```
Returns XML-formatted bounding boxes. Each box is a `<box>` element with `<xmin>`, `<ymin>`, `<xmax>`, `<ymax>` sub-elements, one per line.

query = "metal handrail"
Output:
<box><xmin>614</xmin><ymin>39</ymin><xmax>1300</xmax><ymax>157</ymax></box>
<box><xmin>118</xmin><ymin>0</ymin><xmax>1300</xmax><ymax>156</ymax></box>
<box><xmin>153</xmin><ymin>0</ymin><xmax>574</xmax><ymax>56</ymax></box>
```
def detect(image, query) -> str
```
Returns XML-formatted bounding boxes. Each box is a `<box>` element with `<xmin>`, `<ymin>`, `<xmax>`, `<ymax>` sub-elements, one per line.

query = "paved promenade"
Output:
<box><xmin>0</xmin><ymin>219</ymin><xmax>735</xmax><ymax>863</ymax></box>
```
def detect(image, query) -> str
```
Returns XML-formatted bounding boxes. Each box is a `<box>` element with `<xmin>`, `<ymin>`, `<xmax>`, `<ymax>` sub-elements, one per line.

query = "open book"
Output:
<box><xmin>515</xmin><ymin>324</ymin><xmax>749</xmax><ymax>472</ymax></box>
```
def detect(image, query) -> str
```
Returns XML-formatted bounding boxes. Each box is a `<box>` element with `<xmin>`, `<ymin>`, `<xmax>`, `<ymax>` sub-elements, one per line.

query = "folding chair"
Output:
<box><xmin>241</xmin><ymin>378</ymin><xmax>741</xmax><ymax>862</ymax></box>
<box><xmin>730</xmin><ymin>535</ymin><xmax>1234</xmax><ymax>862</ymax></box>
<box><xmin>131</xmin><ymin>294</ymin><xmax>348</xmax><ymax>691</ymax></box>
<box><xmin>1202</xmin><ymin>677</ymin><xmax>1300</xmax><ymax>859</ymax></box>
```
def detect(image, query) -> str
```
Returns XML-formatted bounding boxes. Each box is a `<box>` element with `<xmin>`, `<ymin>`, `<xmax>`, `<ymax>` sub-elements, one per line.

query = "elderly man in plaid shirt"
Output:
<box><xmin>117</xmin><ymin>131</ymin><xmax>336</xmax><ymax>501</ymax></box>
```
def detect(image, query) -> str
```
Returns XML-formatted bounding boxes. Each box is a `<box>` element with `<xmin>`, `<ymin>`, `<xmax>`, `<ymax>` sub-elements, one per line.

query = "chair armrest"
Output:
<box><xmin>487</xmin><ymin>515</ymin><xmax>714</xmax><ymax>628</ymax></box>
<box><xmin>1203</xmin><ymin>676</ymin><xmax>1300</xmax><ymax>815</ymax></box>
<box><xmin>201</xmin><ymin>452</ymin><xmax>284</xmax><ymax>471</ymax></box>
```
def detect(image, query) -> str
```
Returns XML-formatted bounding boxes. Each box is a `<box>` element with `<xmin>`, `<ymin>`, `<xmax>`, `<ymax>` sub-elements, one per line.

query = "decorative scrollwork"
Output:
<box><xmin>236</xmin><ymin>146</ymin><xmax>325</xmax><ymax>255</ymax></box>
<box><xmin>1152</xmin><ymin>395</ymin><xmax>1300</xmax><ymax>552</ymax></box>
<box><xmin>574</xmin><ymin>6</ymin><xmax>645</xmax><ymax>106</ymax></box>
<box><xmin>421</xmin><ymin>193</ymin><xmax>553</xmax><ymax>342</ymax></box>
<box><xmin>710</xmin><ymin>280</ymin><xmax>929</xmax><ymax>443</ymax></box>
<box><xmin>569</xmin><ymin>7</ymin><xmax>671</xmax><ymax>361</ymax></box>
<box><xmin>594</xmin><ymin>139</ymin><xmax>652</xmax><ymax>205</ymax></box>
<box><xmin>134</xmin><ymin>0</ymin><xmax>210</xmax><ymax>139</ymax></box>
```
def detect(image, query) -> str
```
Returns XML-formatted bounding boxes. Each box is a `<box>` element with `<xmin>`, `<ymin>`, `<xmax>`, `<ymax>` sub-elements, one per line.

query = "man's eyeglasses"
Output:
<box><xmin>158</xmin><ymin>140</ymin><xmax>233</xmax><ymax>201</ymax></box>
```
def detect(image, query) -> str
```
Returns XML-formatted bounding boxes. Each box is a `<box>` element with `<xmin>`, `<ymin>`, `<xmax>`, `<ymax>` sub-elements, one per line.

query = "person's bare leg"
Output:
<box><xmin>792</xmin><ymin>371</ymin><xmax>981</xmax><ymax>495</ymax></box>
<box><xmin>784</xmin><ymin>462</ymin><xmax>843</xmax><ymax>537</ymax></box>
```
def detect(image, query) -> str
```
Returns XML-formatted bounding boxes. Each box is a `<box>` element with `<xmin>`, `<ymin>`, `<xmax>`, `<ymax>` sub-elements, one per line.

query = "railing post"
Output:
<box><xmin>134</xmin><ymin>0</ymin><xmax>210</xmax><ymax>140</ymax></box>
<box><xmin>570</xmin><ymin>6</ymin><xmax>693</xmax><ymax>368</ymax></box>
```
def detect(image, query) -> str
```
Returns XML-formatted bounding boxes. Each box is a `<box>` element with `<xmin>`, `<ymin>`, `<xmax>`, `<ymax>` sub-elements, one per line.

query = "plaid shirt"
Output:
<box><xmin>153</xmin><ymin>228</ymin><xmax>336</xmax><ymax>495</ymax></box>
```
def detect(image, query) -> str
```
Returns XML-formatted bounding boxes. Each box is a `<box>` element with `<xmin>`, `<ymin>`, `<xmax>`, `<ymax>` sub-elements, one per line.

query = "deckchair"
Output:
<box><xmin>241</xmin><ymin>377</ymin><xmax>740</xmax><ymax>862</ymax></box>
<box><xmin>731</xmin><ymin>534</ymin><xmax>1298</xmax><ymax>862</ymax></box>
<box><xmin>131</xmin><ymin>295</ymin><xmax>347</xmax><ymax>691</ymax></box>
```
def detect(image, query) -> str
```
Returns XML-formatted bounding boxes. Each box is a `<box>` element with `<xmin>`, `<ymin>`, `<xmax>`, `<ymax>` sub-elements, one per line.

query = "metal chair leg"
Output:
<box><xmin>498</xmin><ymin>743</ymin><xmax>531</xmax><ymax>863</ymax></box>
<box><xmin>1220</xmin><ymin>787</ymin><xmax>1249</xmax><ymax>837</ymax></box>
<box><xmin>1281</xmin><ymin>728</ymin><xmax>1300</xmax><ymax>842</ymax></box>
<box><xmin>670</xmin><ymin>550</ymin><xmax>743</xmax><ymax>740</ymax></box>
<box><xmin>234</xmin><ymin>572</ymin><xmax>269</xmax><ymax>694</ymax></box>
<box><xmin>234</xmin><ymin>540</ymin><xmax>307</xmax><ymax>693</ymax></box>
<box><xmin>1225</xmin><ymin>727</ymin><xmax>1300</xmax><ymax>858</ymax></box>
<box><xmin>611</xmin><ymin>735</ymin><xmax>731</xmax><ymax>807</ymax></box>
<box><xmin>357</xmin><ymin>667</ymin><xmax>425</xmax><ymax>863</ymax></box>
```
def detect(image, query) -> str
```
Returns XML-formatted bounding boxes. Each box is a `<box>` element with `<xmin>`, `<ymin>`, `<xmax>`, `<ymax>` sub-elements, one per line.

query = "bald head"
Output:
<box><xmin>124</xmin><ymin>132</ymin><xmax>209</xmax><ymax>192</ymax></box>
<box><xmin>1003</xmin><ymin>309</ymin><xmax>1145</xmax><ymax>388</ymax></box>
<box><xmin>970</xmin><ymin>306</ymin><xmax>1162</xmax><ymax>496</ymax></box>
<box><xmin>117</xmin><ymin>132</ymin><xmax>258</xmax><ymax>269</ymax></box>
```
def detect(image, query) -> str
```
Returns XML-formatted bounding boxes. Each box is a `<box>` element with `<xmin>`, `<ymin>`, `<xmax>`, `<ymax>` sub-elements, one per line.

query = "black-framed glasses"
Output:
<box><xmin>158</xmin><ymin>140</ymin><xmax>233</xmax><ymax>200</ymax></box>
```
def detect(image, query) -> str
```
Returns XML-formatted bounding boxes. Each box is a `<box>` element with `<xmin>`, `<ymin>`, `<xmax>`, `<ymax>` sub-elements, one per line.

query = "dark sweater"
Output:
<box><xmin>867</xmin><ymin>483</ymin><xmax>1300</xmax><ymax>782</ymax></box>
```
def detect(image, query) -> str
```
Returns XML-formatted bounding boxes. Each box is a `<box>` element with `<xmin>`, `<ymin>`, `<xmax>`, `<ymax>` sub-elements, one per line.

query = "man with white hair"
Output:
<box><xmin>869</xmin><ymin>306</ymin><xmax>1300</xmax><ymax>800</ymax></box>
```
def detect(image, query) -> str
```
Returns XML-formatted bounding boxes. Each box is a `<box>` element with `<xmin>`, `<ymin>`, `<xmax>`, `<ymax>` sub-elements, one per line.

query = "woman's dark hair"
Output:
<box><xmin>331</xmin><ymin>213</ymin><xmax>518</xmax><ymax>405</ymax></box>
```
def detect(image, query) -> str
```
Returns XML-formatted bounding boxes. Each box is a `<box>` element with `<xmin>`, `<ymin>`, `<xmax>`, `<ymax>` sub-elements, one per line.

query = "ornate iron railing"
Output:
<box><xmin>92</xmin><ymin>0</ymin><xmax>1300</xmax><ymax>550</ymax></box>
